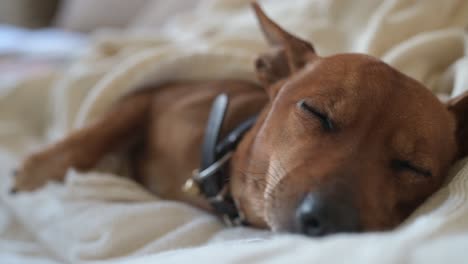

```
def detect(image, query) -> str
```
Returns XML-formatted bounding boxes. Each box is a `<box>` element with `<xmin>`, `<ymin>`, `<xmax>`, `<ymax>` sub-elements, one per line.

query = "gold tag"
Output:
<box><xmin>182</xmin><ymin>178</ymin><xmax>200</xmax><ymax>196</ymax></box>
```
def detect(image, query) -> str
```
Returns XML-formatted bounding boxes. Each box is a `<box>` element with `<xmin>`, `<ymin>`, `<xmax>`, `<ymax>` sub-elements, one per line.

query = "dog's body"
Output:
<box><xmin>12</xmin><ymin>4</ymin><xmax>468</xmax><ymax>236</ymax></box>
<box><xmin>13</xmin><ymin>80</ymin><xmax>267</xmax><ymax>209</ymax></box>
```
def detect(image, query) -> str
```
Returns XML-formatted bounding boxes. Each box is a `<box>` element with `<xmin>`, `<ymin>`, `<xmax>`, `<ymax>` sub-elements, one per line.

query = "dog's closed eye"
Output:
<box><xmin>392</xmin><ymin>159</ymin><xmax>432</xmax><ymax>178</ymax></box>
<box><xmin>297</xmin><ymin>100</ymin><xmax>335</xmax><ymax>132</ymax></box>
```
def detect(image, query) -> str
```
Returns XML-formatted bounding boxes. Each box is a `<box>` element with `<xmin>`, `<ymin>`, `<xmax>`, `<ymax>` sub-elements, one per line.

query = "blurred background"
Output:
<box><xmin>0</xmin><ymin>0</ymin><xmax>199</xmax><ymax>31</ymax></box>
<box><xmin>0</xmin><ymin>0</ymin><xmax>198</xmax><ymax>85</ymax></box>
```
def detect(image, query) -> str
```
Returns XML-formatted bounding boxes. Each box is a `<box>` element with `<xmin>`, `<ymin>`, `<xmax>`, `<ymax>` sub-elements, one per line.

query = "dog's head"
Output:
<box><xmin>230</xmin><ymin>3</ymin><xmax>468</xmax><ymax>236</ymax></box>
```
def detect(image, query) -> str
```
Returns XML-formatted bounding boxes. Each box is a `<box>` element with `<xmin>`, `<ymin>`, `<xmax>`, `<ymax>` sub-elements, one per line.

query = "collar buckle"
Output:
<box><xmin>193</xmin><ymin>152</ymin><xmax>233</xmax><ymax>182</ymax></box>
<box><xmin>182</xmin><ymin>151</ymin><xmax>233</xmax><ymax>196</ymax></box>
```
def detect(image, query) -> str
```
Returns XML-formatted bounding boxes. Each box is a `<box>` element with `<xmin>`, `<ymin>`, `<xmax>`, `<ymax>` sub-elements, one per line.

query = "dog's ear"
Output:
<box><xmin>252</xmin><ymin>2</ymin><xmax>317</xmax><ymax>89</ymax></box>
<box><xmin>447</xmin><ymin>91</ymin><xmax>468</xmax><ymax>158</ymax></box>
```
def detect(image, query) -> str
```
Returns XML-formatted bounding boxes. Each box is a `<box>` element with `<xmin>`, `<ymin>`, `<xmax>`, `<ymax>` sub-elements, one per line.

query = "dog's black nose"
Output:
<box><xmin>295</xmin><ymin>193</ymin><xmax>360</xmax><ymax>237</ymax></box>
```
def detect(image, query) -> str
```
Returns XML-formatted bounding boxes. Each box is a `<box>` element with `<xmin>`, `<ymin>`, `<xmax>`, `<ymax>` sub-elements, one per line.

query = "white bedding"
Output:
<box><xmin>0</xmin><ymin>0</ymin><xmax>468</xmax><ymax>263</ymax></box>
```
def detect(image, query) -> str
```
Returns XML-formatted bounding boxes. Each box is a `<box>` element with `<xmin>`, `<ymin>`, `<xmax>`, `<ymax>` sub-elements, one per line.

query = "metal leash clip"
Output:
<box><xmin>182</xmin><ymin>152</ymin><xmax>233</xmax><ymax>196</ymax></box>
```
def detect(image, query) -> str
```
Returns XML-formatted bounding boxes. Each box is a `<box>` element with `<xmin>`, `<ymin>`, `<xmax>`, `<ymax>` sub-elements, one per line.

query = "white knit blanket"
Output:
<box><xmin>0</xmin><ymin>0</ymin><xmax>467</xmax><ymax>263</ymax></box>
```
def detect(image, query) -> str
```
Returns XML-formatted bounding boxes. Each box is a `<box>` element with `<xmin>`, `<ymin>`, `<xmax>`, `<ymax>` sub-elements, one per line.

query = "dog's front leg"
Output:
<box><xmin>12</xmin><ymin>92</ymin><xmax>153</xmax><ymax>192</ymax></box>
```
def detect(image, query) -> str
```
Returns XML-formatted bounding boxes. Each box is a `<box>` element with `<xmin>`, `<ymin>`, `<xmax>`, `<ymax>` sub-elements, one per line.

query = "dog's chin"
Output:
<box><xmin>263</xmin><ymin>215</ymin><xmax>298</xmax><ymax>234</ymax></box>
<box><xmin>263</xmin><ymin>215</ymin><xmax>287</xmax><ymax>233</ymax></box>
<box><xmin>261</xmin><ymin>193</ymin><xmax>295</xmax><ymax>233</ymax></box>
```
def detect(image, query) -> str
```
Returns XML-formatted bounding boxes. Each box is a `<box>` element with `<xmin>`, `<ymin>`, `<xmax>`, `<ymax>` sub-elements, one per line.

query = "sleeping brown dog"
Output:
<box><xmin>11</xmin><ymin>3</ymin><xmax>468</xmax><ymax>236</ymax></box>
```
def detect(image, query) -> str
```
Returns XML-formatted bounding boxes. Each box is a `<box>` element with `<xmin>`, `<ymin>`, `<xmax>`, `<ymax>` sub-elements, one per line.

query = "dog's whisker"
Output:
<box><xmin>276</xmin><ymin>155</ymin><xmax>288</xmax><ymax>176</ymax></box>
<box><xmin>235</xmin><ymin>169</ymin><xmax>264</xmax><ymax>175</ymax></box>
<box><xmin>236</xmin><ymin>170</ymin><xmax>268</xmax><ymax>189</ymax></box>
<box><xmin>267</xmin><ymin>165</ymin><xmax>282</xmax><ymax>184</ymax></box>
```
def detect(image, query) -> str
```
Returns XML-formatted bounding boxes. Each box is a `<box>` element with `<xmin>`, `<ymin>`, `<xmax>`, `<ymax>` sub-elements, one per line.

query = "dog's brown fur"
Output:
<box><xmin>12</xmin><ymin>4</ymin><xmax>468</xmax><ymax>234</ymax></box>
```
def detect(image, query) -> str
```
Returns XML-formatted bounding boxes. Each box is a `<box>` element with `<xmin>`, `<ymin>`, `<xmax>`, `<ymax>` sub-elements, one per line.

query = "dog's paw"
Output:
<box><xmin>11</xmin><ymin>152</ymin><xmax>69</xmax><ymax>194</ymax></box>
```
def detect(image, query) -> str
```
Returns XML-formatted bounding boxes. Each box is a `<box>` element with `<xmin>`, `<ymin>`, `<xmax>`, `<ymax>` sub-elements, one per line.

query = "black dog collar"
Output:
<box><xmin>183</xmin><ymin>93</ymin><xmax>257</xmax><ymax>226</ymax></box>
